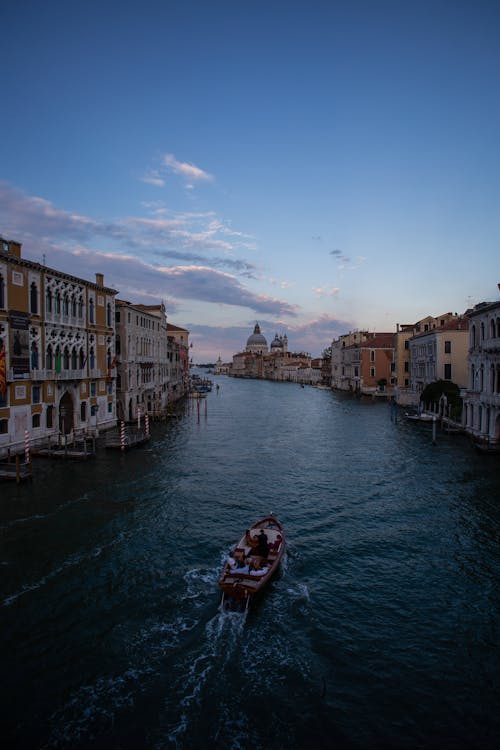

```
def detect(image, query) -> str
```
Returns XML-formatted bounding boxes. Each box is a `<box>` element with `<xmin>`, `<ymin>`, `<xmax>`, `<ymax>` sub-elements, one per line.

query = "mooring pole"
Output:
<box><xmin>432</xmin><ymin>415</ymin><xmax>437</xmax><ymax>445</ymax></box>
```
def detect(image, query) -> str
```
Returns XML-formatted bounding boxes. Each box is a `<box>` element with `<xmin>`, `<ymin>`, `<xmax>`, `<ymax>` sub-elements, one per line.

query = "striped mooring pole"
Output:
<box><xmin>120</xmin><ymin>420</ymin><xmax>125</xmax><ymax>452</ymax></box>
<box><xmin>145</xmin><ymin>413</ymin><xmax>150</xmax><ymax>435</ymax></box>
<box><xmin>137</xmin><ymin>407</ymin><xmax>141</xmax><ymax>430</ymax></box>
<box><xmin>24</xmin><ymin>429</ymin><xmax>30</xmax><ymax>464</ymax></box>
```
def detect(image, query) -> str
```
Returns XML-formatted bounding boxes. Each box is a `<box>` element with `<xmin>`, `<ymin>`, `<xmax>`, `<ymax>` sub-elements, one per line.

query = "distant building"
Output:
<box><xmin>331</xmin><ymin>331</ymin><xmax>394</xmax><ymax>396</ymax></box>
<box><xmin>246</xmin><ymin>322</ymin><xmax>268</xmax><ymax>354</ymax></box>
<box><xmin>231</xmin><ymin>324</ymin><xmax>315</xmax><ymax>382</ymax></box>
<box><xmin>462</xmin><ymin>300</ymin><xmax>500</xmax><ymax>444</ymax></box>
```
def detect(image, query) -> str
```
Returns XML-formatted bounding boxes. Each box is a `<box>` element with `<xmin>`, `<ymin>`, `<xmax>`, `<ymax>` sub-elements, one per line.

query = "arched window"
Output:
<box><xmin>0</xmin><ymin>273</ymin><xmax>4</xmax><ymax>308</ymax></box>
<box><xmin>46</xmin><ymin>344</ymin><xmax>53</xmax><ymax>369</ymax></box>
<box><xmin>79</xmin><ymin>348</ymin><xmax>85</xmax><ymax>369</ymax></box>
<box><xmin>63</xmin><ymin>295</ymin><xmax>69</xmax><ymax>315</ymax></box>
<box><xmin>491</xmin><ymin>319</ymin><xmax>496</xmax><ymax>339</ymax></box>
<box><xmin>107</xmin><ymin>302</ymin><xmax>111</xmax><ymax>327</ymax></box>
<box><xmin>481</xmin><ymin>322</ymin><xmax>485</xmax><ymax>341</ymax></box>
<box><xmin>89</xmin><ymin>298</ymin><xmax>94</xmax><ymax>324</ymax></box>
<box><xmin>107</xmin><ymin>348</ymin><xmax>112</xmax><ymax>367</ymax></box>
<box><xmin>471</xmin><ymin>325</ymin><xmax>476</xmax><ymax>348</ymax></box>
<box><xmin>490</xmin><ymin>364</ymin><xmax>495</xmax><ymax>394</ymax></box>
<box><xmin>71</xmin><ymin>348</ymin><xmax>77</xmax><ymax>370</ymax></box>
<box><xmin>45</xmin><ymin>288</ymin><xmax>52</xmax><ymax>313</ymax></box>
<box><xmin>470</xmin><ymin>364</ymin><xmax>475</xmax><ymax>389</ymax></box>
<box><xmin>71</xmin><ymin>297</ymin><xmax>77</xmax><ymax>317</ymax></box>
<box><xmin>30</xmin><ymin>282</ymin><xmax>38</xmax><ymax>314</ymax></box>
<box><xmin>32</xmin><ymin>413</ymin><xmax>41</xmax><ymax>428</ymax></box>
<box><xmin>63</xmin><ymin>346</ymin><xmax>70</xmax><ymax>370</ymax></box>
<box><xmin>497</xmin><ymin>317</ymin><xmax>500</xmax><ymax>338</ymax></box>
<box><xmin>46</xmin><ymin>405</ymin><xmax>54</xmax><ymax>429</ymax></box>
<box><xmin>89</xmin><ymin>346</ymin><xmax>95</xmax><ymax>370</ymax></box>
<box><xmin>31</xmin><ymin>342</ymin><xmax>39</xmax><ymax>370</ymax></box>
<box><xmin>55</xmin><ymin>292</ymin><xmax>61</xmax><ymax>314</ymax></box>
<box><xmin>78</xmin><ymin>297</ymin><xmax>83</xmax><ymax>318</ymax></box>
<box><xmin>80</xmin><ymin>402</ymin><xmax>87</xmax><ymax>421</ymax></box>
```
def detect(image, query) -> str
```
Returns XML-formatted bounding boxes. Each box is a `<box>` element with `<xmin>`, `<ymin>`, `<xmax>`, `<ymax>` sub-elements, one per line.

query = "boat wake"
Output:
<box><xmin>163</xmin><ymin>608</ymin><xmax>247</xmax><ymax>748</ymax></box>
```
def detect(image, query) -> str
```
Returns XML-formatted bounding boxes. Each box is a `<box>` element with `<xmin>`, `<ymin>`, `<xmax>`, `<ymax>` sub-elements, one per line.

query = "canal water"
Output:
<box><xmin>1</xmin><ymin>374</ymin><xmax>499</xmax><ymax>750</ymax></box>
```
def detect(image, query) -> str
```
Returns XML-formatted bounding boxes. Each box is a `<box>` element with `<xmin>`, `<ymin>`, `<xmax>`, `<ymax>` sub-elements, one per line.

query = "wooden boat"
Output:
<box><xmin>219</xmin><ymin>514</ymin><xmax>285</xmax><ymax>608</ymax></box>
<box><xmin>405</xmin><ymin>411</ymin><xmax>434</xmax><ymax>422</ymax></box>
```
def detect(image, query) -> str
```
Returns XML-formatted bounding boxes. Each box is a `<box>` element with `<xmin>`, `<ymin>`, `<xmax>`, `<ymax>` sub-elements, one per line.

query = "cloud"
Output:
<box><xmin>0</xmin><ymin>180</ymin><xmax>254</xmax><ymax>265</ymax></box>
<box><xmin>0</xmin><ymin>180</ymin><xmax>298</xmax><ymax>318</ymax></box>
<box><xmin>338</xmin><ymin>256</ymin><xmax>366</xmax><ymax>271</ymax></box>
<box><xmin>330</xmin><ymin>249</ymin><xmax>351</xmax><ymax>263</ymax></box>
<box><xmin>163</xmin><ymin>153</ymin><xmax>214</xmax><ymax>183</ymax></box>
<box><xmin>313</xmin><ymin>286</ymin><xmax>340</xmax><ymax>297</ymax></box>
<box><xmin>141</xmin><ymin>171</ymin><xmax>166</xmax><ymax>187</ymax></box>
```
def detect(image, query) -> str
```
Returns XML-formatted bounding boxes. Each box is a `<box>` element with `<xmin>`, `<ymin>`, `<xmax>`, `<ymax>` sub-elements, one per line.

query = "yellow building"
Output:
<box><xmin>0</xmin><ymin>236</ymin><xmax>117</xmax><ymax>456</ymax></box>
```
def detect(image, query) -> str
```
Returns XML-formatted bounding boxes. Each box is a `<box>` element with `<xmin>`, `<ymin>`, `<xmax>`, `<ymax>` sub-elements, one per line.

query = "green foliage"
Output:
<box><xmin>420</xmin><ymin>380</ymin><xmax>462</xmax><ymax>419</ymax></box>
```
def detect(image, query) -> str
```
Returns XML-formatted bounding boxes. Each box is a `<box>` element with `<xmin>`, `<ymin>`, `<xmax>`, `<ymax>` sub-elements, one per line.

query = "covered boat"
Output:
<box><xmin>219</xmin><ymin>515</ymin><xmax>285</xmax><ymax>608</ymax></box>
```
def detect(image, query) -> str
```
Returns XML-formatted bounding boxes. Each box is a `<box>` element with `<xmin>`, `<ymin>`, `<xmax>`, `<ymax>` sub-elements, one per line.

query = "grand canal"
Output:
<box><xmin>1</xmin><ymin>374</ymin><xmax>499</xmax><ymax>749</ymax></box>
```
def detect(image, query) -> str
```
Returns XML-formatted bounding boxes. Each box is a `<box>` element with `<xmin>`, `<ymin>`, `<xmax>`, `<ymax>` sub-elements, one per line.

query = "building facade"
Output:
<box><xmin>114</xmin><ymin>303</ymin><xmax>190</xmax><ymax>422</ymax></box>
<box><xmin>393</xmin><ymin>313</ymin><xmax>460</xmax><ymax>405</ymax></box>
<box><xmin>409</xmin><ymin>317</ymin><xmax>469</xmax><ymax>400</ymax></box>
<box><xmin>0</xmin><ymin>237</ymin><xmax>117</xmax><ymax>457</ymax></box>
<box><xmin>331</xmin><ymin>332</ymin><xmax>394</xmax><ymax>395</ymax></box>
<box><xmin>462</xmin><ymin>300</ymin><xmax>500</xmax><ymax>444</ymax></box>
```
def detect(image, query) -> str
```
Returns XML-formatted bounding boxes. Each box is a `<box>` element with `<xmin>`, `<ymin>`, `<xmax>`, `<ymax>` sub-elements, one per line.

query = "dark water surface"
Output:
<box><xmin>1</xmin><ymin>375</ymin><xmax>499</xmax><ymax>749</ymax></box>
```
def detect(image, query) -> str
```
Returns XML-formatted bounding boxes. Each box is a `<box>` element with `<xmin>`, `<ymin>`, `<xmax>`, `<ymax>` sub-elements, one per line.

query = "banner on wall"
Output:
<box><xmin>9</xmin><ymin>311</ymin><xmax>29</xmax><ymax>378</ymax></box>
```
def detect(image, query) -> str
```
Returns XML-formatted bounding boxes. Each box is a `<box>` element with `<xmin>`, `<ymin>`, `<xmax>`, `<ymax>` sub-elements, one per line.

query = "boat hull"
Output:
<box><xmin>219</xmin><ymin>515</ymin><xmax>285</xmax><ymax>603</ymax></box>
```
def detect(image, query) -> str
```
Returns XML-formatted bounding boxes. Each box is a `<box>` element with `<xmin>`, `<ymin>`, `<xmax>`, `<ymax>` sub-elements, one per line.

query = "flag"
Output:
<box><xmin>105</xmin><ymin>356</ymin><xmax>117</xmax><ymax>384</ymax></box>
<box><xmin>0</xmin><ymin>345</ymin><xmax>6</xmax><ymax>396</ymax></box>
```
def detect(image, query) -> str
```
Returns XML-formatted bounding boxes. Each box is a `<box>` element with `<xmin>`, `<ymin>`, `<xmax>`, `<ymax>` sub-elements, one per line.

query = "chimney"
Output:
<box><xmin>95</xmin><ymin>273</ymin><xmax>104</xmax><ymax>287</ymax></box>
<box><xmin>1</xmin><ymin>238</ymin><xmax>22</xmax><ymax>258</ymax></box>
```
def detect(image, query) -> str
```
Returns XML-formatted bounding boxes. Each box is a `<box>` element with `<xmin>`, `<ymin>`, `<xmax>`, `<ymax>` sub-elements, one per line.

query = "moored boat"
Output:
<box><xmin>219</xmin><ymin>514</ymin><xmax>285</xmax><ymax>609</ymax></box>
<box><xmin>405</xmin><ymin>411</ymin><xmax>435</xmax><ymax>422</ymax></box>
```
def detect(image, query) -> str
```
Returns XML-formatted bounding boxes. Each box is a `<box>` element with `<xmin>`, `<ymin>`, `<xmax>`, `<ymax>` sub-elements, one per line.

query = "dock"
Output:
<box><xmin>105</xmin><ymin>427</ymin><xmax>151</xmax><ymax>451</ymax></box>
<box><xmin>31</xmin><ymin>436</ymin><xmax>97</xmax><ymax>460</ymax></box>
<box><xmin>0</xmin><ymin>455</ymin><xmax>33</xmax><ymax>483</ymax></box>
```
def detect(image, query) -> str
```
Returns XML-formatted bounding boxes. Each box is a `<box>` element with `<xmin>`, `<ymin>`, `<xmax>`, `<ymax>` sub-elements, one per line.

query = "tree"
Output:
<box><xmin>420</xmin><ymin>380</ymin><xmax>462</xmax><ymax>419</ymax></box>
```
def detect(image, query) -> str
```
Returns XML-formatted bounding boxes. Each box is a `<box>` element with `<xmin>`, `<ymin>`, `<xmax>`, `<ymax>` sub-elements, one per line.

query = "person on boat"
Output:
<box><xmin>249</xmin><ymin>561</ymin><xmax>268</xmax><ymax>576</ymax></box>
<box><xmin>268</xmin><ymin>534</ymin><xmax>282</xmax><ymax>552</ymax></box>
<box><xmin>230</xmin><ymin>556</ymin><xmax>250</xmax><ymax>574</ymax></box>
<box><xmin>245</xmin><ymin>529</ymin><xmax>259</xmax><ymax>549</ymax></box>
<box><xmin>256</xmin><ymin>529</ymin><xmax>269</xmax><ymax>558</ymax></box>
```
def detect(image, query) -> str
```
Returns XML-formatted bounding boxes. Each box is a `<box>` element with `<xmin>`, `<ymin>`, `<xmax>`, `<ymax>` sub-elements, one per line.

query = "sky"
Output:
<box><xmin>1</xmin><ymin>0</ymin><xmax>499</xmax><ymax>362</ymax></box>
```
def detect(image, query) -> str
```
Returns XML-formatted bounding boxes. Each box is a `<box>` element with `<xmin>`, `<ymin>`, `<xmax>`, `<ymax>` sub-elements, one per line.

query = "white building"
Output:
<box><xmin>115</xmin><ymin>301</ymin><xmax>190</xmax><ymax>422</ymax></box>
<box><xmin>463</xmin><ymin>300</ymin><xmax>500</xmax><ymax>445</ymax></box>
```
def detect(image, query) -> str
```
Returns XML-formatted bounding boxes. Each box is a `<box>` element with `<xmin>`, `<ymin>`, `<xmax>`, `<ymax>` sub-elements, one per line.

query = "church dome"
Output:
<box><xmin>246</xmin><ymin>323</ymin><xmax>267</xmax><ymax>348</ymax></box>
<box><xmin>270</xmin><ymin>334</ymin><xmax>282</xmax><ymax>349</ymax></box>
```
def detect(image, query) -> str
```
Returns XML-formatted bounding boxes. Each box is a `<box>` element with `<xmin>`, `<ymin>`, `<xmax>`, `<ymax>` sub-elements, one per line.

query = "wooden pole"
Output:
<box><xmin>432</xmin><ymin>416</ymin><xmax>437</xmax><ymax>445</ymax></box>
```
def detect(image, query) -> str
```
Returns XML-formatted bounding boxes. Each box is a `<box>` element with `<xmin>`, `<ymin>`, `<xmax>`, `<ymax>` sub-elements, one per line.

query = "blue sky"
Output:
<box><xmin>1</xmin><ymin>0</ymin><xmax>499</xmax><ymax>361</ymax></box>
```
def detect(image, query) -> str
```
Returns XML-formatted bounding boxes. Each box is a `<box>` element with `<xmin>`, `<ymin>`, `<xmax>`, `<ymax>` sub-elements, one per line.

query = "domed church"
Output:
<box><xmin>246</xmin><ymin>322</ymin><xmax>268</xmax><ymax>354</ymax></box>
<box><xmin>270</xmin><ymin>333</ymin><xmax>288</xmax><ymax>354</ymax></box>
